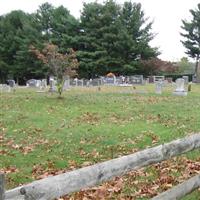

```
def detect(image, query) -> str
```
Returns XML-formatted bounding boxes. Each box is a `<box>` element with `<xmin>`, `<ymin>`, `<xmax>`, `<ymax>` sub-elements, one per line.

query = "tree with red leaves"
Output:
<box><xmin>30</xmin><ymin>43</ymin><xmax>79</xmax><ymax>97</ymax></box>
<box><xmin>140</xmin><ymin>58</ymin><xmax>177</xmax><ymax>76</ymax></box>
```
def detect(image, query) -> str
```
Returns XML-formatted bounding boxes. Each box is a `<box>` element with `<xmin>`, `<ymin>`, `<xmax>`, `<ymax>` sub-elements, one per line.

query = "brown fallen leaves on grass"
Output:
<box><xmin>0</xmin><ymin>126</ymin><xmax>55</xmax><ymax>156</ymax></box>
<box><xmin>0</xmin><ymin>136</ymin><xmax>49</xmax><ymax>156</ymax></box>
<box><xmin>133</xmin><ymin>96</ymin><xmax>172</xmax><ymax>105</ymax></box>
<box><xmin>76</xmin><ymin>112</ymin><xmax>100</xmax><ymax>126</ymax></box>
<box><xmin>59</xmin><ymin>157</ymin><xmax>200</xmax><ymax>200</ymax></box>
<box><xmin>0</xmin><ymin>166</ymin><xmax>19</xmax><ymax>174</ymax></box>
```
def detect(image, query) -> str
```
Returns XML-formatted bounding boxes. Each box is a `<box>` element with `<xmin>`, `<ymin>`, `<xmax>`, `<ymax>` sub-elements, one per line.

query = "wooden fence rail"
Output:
<box><xmin>0</xmin><ymin>174</ymin><xmax>5</xmax><ymax>200</ymax></box>
<box><xmin>1</xmin><ymin>133</ymin><xmax>200</xmax><ymax>200</ymax></box>
<box><xmin>151</xmin><ymin>174</ymin><xmax>200</xmax><ymax>200</ymax></box>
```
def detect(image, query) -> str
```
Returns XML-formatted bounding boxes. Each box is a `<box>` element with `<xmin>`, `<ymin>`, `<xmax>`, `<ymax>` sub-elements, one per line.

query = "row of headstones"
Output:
<box><xmin>25</xmin><ymin>75</ymin><xmax>190</xmax><ymax>91</ymax></box>
<box><xmin>38</xmin><ymin>76</ymin><xmax>145</xmax><ymax>91</ymax></box>
<box><xmin>26</xmin><ymin>79</ymin><xmax>47</xmax><ymax>90</ymax></box>
<box><xmin>68</xmin><ymin>75</ymin><xmax>190</xmax><ymax>87</ymax></box>
<box><xmin>148</xmin><ymin>75</ymin><xmax>190</xmax><ymax>84</ymax></box>
<box><xmin>155</xmin><ymin>78</ymin><xmax>189</xmax><ymax>96</ymax></box>
<box><xmin>67</xmin><ymin>75</ymin><xmax>145</xmax><ymax>87</ymax></box>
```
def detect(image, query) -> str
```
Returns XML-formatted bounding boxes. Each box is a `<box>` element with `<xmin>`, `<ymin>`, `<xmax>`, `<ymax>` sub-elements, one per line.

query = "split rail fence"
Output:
<box><xmin>0</xmin><ymin>133</ymin><xmax>200</xmax><ymax>200</ymax></box>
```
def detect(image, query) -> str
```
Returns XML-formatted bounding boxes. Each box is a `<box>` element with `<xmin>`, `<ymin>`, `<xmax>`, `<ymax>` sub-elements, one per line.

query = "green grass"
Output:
<box><xmin>0</xmin><ymin>84</ymin><xmax>200</xmax><ymax>199</ymax></box>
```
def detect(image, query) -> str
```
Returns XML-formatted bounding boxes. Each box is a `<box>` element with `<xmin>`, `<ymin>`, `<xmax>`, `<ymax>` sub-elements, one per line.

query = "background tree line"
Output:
<box><xmin>0</xmin><ymin>0</ymin><xmax>199</xmax><ymax>84</ymax></box>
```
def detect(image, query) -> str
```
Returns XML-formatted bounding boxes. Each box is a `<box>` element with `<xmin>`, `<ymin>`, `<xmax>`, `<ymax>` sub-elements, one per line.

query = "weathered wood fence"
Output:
<box><xmin>1</xmin><ymin>133</ymin><xmax>200</xmax><ymax>200</ymax></box>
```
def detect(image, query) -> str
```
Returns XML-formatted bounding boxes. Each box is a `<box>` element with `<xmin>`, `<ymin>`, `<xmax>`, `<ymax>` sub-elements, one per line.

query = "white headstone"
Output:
<box><xmin>182</xmin><ymin>76</ymin><xmax>189</xmax><ymax>84</ymax></box>
<box><xmin>173</xmin><ymin>78</ymin><xmax>187</xmax><ymax>96</ymax></box>
<box><xmin>155</xmin><ymin>81</ymin><xmax>163</xmax><ymax>94</ymax></box>
<box><xmin>63</xmin><ymin>78</ymin><xmax>70</xmax><ymax>90</ymax></box>
<box><xmin>74</xmin><ymin>78</ymin><xmax>78</xmax><ymax>86</ymax></box>
<box><xmin>0</xmin><ymin>84</ymin><xmax>11</xmax><ymax>92</ymax></box>
<box><xmin>41</xmin><ymin>79</ymin><xmax>47</xmax><ymax>89</ymax></box>
<box><xmin>36</xmin><ymin>80</ymin><xmax>42</xmax><ymax>88</ymax></box>
<box><xmin>37</xmin><ymin>79</ymin><xmax>47</xmax><ymax>92</ymax></box>
<box><xmin>49</xmin><ymin>76</ymin><xmax>57</xmax><ymax>92</ymax></box>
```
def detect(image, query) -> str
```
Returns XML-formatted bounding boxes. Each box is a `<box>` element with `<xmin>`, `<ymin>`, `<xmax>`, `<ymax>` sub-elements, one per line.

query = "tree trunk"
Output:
<box><xmin>195</xmin><ymin>55</ymin><xmax>200</xmax><ymax>83</ymax></box>
<box><xmin>197</xmin><ymin>60</ymin><xmax>200</xmax><ymax>83</ymax></box>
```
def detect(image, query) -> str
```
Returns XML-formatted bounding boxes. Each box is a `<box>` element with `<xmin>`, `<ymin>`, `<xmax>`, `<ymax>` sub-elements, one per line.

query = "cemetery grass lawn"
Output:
<box><xmin>0</xmin><ymin>85</ymin><xmax>200</xmax><ymax>199</ymax></box>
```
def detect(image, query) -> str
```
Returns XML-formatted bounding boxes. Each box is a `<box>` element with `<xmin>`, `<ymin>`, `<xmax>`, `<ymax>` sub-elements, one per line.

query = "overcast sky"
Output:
<box><xmin>0</xmin><ymin>0</ymin><xmax>199</xmax><ymax>61</ymax></box>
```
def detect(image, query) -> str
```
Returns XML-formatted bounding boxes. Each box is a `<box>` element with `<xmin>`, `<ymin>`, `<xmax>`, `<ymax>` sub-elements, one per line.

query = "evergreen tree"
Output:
<box><xmin>0</xmin><ymin>1</ymin><xmax>159</xmax><ymax>82</ymax></box>
<box><xmin>181</xmin><ymin>3</ymin><xmax>200</xmax><ymax>81</ymax></box>
<box><xmin>0</xmin><ymin>4</ymin><xmax>79</xmax><ymax>83</ymax></box>
<box><xmin>35</xmin><ymin>3</ymin><xmax>79</xmax><ymax>50</ymax></box>
<box><xmin>78</xmin><ymin>0</ymin><xmax>159</xmax><ymax>78</ymax></box>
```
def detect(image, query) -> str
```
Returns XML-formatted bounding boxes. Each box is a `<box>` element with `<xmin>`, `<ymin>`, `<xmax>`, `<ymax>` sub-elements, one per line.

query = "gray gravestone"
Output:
<box><xmin>26</xmin><ymin>79</ymin><xmax>37</xmax><ymax>87</ymax></box>
<box><xmin>154</xmin><ymin>76</ymin><xmax>165</xmax><ymax>82</ymax></box>
<box><xmin>77</xmin><ymin>79</ymin><xmax>84</xmax><ymax>86</ymax></box>
<box><xmin>63</xmin><ymin>79</ymin><xmax>70</xmax><ymax>90</ymax></box>
<box><xmin>104</xmin><ymin>76</ymin><xmax>116</xmax><ymax>85</ymax></box>
<box><xmin>7</xmin><ymin>80</ymin><xmax>15</xmax><ymax>88</ymax></box>
<box><xmin>0</xmin><ymin>84</ymin><xmax>11</xmax><ymax>92</ymax></box>
<box><xmin>182</xmin><ymin>76</ymin><xmax>189</xmax><ymax>84</ymax></box>
<box><xmin>130</xmin><ymin>75</ymin><xmax>143</xmax><ymax>85</ymax></box>
<box><xmin>173</xmin><ymin>78</ymin><xmax>187</xmax><ymax>96</ymax></box>
<box><xmin>49</xmin><ymin>76</ymin><xmax>57</xmax><ymax>92</ymax></box>
<box><xmin>90</xmin><ymin>78</ymin><xmax>101</xmax><ymax>86</ymax></box>
<box><xmin>36</xmin><ymin>80</ymin><xmax>42</xmax><ymax>88</ymax></box>
<box><xmin>155</xmin><ymin>81</ymin><xmax>163</xmax><ymax>94</ymax></box>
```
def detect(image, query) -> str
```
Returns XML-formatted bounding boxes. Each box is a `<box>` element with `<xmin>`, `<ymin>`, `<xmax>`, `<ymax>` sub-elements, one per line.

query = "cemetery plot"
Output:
<box><xmin>0</xmin><ymin>85</ymin><xmax>199</xmax><ymax>199</ymax></box>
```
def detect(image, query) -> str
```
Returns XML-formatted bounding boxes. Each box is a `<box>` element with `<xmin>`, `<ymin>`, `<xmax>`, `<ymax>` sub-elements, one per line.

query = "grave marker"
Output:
<box><xmin>155</xmin><ymin>81</ymin><xmax>163</xmax><ymax>94</ymax></box>
<box><xmin>173</xmin><ymin>78</ymin><xmax>187</xmax><ymax>96</ymax></box>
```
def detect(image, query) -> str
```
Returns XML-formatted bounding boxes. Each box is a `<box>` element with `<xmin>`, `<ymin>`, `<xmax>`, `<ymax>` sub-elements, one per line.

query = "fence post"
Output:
<box><xmin>0</xmin><ymin>173</ymin><xmax>5</xmax><ymax>200</ymax></box>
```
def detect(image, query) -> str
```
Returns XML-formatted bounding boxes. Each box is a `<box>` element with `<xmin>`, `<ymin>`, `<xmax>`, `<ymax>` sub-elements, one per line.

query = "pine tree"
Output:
<box><xmin>78</xmin><ymin>0</ymin><xmax>159</xmax><ymax>78</ymax></box>
<box><xmin>181</xmin><ymin>3</ymin><xmax>200</xmax><ymax>82</ymax></box>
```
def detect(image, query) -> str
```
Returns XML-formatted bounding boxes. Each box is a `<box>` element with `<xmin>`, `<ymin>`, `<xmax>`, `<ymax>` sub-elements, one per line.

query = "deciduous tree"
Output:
<box><xmin>30</xmin><ymin>43</ymin><xmax>79</xmax><ymax>97</ymax></box>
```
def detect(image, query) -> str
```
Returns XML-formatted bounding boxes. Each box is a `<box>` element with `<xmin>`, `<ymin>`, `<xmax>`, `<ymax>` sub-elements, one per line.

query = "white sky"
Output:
<box><xmin>0</xmin><ymin>0</ymin><xmax>199</xmax><ymax>61</ymax></box>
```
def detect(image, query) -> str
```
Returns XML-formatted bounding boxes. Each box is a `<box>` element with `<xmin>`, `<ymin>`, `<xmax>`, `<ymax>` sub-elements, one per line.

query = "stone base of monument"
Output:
<box><xmin>49</xmin><ymin>88</ymin><xmax>57</xmax><ymax>93</ymax></box>
<box><xmin>173</xmin><ymin>91</ymin><xmax>188</xmax><ymax>96</ymax></box>
<box><xmin>36</xmin><ymin>90</ymin><xmax>46</xmax><ymax>93</ymax></box>
<box><xmin>119</xmin><ymin>83</ymin><xmax>132</xmax><ymax>87</ymax></box>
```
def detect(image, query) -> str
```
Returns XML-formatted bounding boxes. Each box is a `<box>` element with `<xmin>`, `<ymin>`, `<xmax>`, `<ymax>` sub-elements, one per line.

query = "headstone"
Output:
<box><xmin>166</xmin><ymin>77</ymin><xmax>173</xmax><ymax>83</ymax></box>
<box><xmin>7</xmin><ymin>80</ymin><xmax>15</xmax><ymax>91</ymax></box>
<box><xmin>145</xmin><ymin>78</ymin><xmax>149</xmax><ymax>84</ymax></box>
<box><xmin>75</xmin><ymin>78</ymin><xmax>78</xmax><ymax>86</ymax></box>
<box><xmin>104</xmin><ymin>76</ymin><xmax>116</xmax><ymax>85</ymax></box>
<box><xmin>77</xmin><ymin>79</ymin><xmax>84</xmax><ymax>87</ymax></box>
<box><xmin>41</xmin><ymin>79</ymin><xmax>47</xmax><ymax>89</ymax></box>
<box><xmin>148</xmin><ymin>76</ymin><xmax>154</xmax><ymax>83</ymax></box>
<box><xmin>182</xmin><ymin>76</ymin><xmax>189</xmax><ymax>84</ymax></box>
<box><xmin>63</xmin><ymin>79</ymin><xmax>70</xmax><ymax>90</ymax></box>
<box><xmin>130</xmin><ymin>75</ymin><xmax>143</xmax><ymax>85</ymax></box>
<box><xmin>188</xmin><ymin>83</ymin><xmax>192</xmax><ymax>92</ymax></box>
<box><xmin>36</xmin><ymin>80</ymin><xmax>42</xmax><ymax>88</ymax></box>
<box><xmin>99</xmin><ymin>77</ymin><xmax>104</xmax><ymax>85</ymax></box>
<box><xmin>49</xmin><ymin>76</ymin><xmax>57</xmax><ymax>92</ymax></box>
<box><xmin>7</xmin><ymin>80</ymin><xmax>15</xmax><ymax>88</ymax></box>
<box><xmin>26</xmin><ymin>79</ymin><xmax>37</xmax><ymax>87</ymax></box>
<box><xmin>154</xmin><ymin>76</ymin><xmax>165</xmax><ymax>82</ymax></box>
<box><xmin>192</xmin><ymin>74</ymin><xmax>196</xmax><ymax>83</ymax></box>
<box><xmin>173</xmin><ymin>78</ymin><xmax>187</xmax><ymax>96</ymax></box>
<box><xmin>70</xmin><ymin>79</ymin><xmax>77</xmax><ymax>87</ymax></box>
<box><xmin>121</xmin><ymin>76</ymin><xmax>125</xmax><ymax>84</ymax></box>
<box><xmin>37</xmin><ymin>79</ymin><xmax>47</xmax><ymax>92</ymax></box>
<box><xmin>90</xmin><ymin>78</ymin><xmax>102</xmax><ymax>86</ymax></box>
<box><xmin>86</xmin><ymin>81</ymin><xmax>90</xmax><ymax>87</ymax></box>
<box><xmin>155</xmin><ymin>81</ymin><xmax>163</xmax><ymax>94</ymax></box>
<box><xmin>0</xmin><ymin>84</ymin><xmax>11</xmax><ymax>92</ymax></box>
